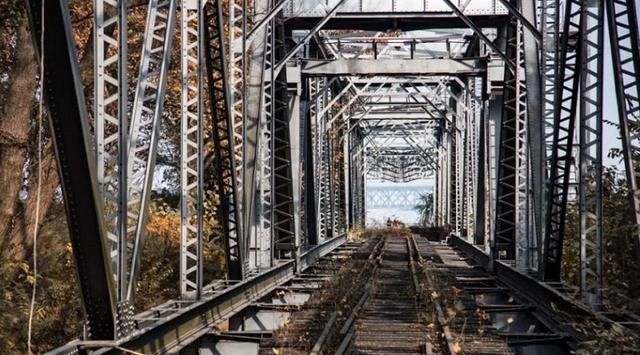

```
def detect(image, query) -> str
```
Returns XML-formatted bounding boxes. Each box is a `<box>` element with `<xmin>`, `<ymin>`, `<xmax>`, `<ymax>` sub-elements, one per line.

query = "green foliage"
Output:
<box><xmin>562</xmin><ymin>166</ymin><xmax>640</xmax><ymax>306</ymax></box>
<box><xmin>0</xmin><ymin>215</ymin><xmax>83</xmax><ymax>354</ymax></box>
<box><xmin>414</xmin><ymin>192</ymin><xmax>434</xmax><ymax>226</ymax></box>
<box><xmin>0</xmin><ymin>200</ymin><xmax>226</xmax><ymax>353</ymax></box>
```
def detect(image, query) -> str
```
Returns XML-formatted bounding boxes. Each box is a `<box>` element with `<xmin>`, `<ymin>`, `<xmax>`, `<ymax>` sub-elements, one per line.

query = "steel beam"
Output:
<box><xmin>93</xmin><ymin>0</ymin><xmax>128</xmax><ymax>308</ymax></box>
<box><xmin>204</xmin><ymin>0</ymin><xmax>244</xmax><ymax>280</ymax></box>
<box><xmin>25</xmin><ymin>0</ymin><xmax>117</xmax><ymax>339</ymax></box>
<box><xmin>542</xmin><ymin>0</ymin><xmax>582</xmax><ymax>282</ymax></box>
<box><xmin>126</xmin><ymin>0</ymin><xmax>177</xmax><ymax>302</ymax></box>
<box><xmin>606</xmin><ymin>0</ymin><xmax>640</xmax><ymax>260</ymax></box>
<box><xmin>301</xmin><ymin>58</ymin><xmax>487</xmax><ymax>76</ymax></box>
<box><xmin>578</xmin><ymin>0</ymin><xmax>604</xmax><ymax>307</ymax></box>
<box><xmin>180</xmin><ymin>0</ymin><xmax>204</xmax><ymax>300</ymax></box>
<box><xmin>272</xmin><ymin>22</ymin><xmax>298</xmax><ymax>259</ymax></box>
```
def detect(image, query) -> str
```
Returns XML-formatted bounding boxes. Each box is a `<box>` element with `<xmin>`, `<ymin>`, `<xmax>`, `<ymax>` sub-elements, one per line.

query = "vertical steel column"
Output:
<box><xmin>94</xmin><ymin>0</ymin><xmax>128</xmax><ymax>308</ymax></box>
<box><xmin>474</xmin><ymin>78</ymin><xmax>488</xmax><ymax>245</ymax></box>
<box><xmin>493</xmin><ymin>19</ymin><xmax>529</xmax><ymax>265</ymax></box>
<box><xmin>606</xmin><ymin>0</ymin><xmax>640</xmax><ymax>259</ymax></box>
<box><xmin>444</xmin><ymin>124</ymin><xmax>453</xmax><ymax>228</ymax></box>
<box><xmin>454</xmin><ymin>87</ymin><xmax>466</xmax><ymax>236</ymax></box>
<box><xmin>344</xmin><ymin>126</ymin><xmax>351</xmax><ymax>230</ymax></box>
<box><xmin>514</xmin><ymin>22</ymin><xmax>532</xmax><ymax>271</ymax></box>
<box><xmin>229</xmin><ymin>0</ymin><xmax>245</xmax><ymax>251</ymax></box>
<box><xmin>245</xmin><ymin>0</ymin><xmax>272</xmax><ymax>271</ymax></box>
<box><xmin>272</xmin><ymin>21</ymin><xmax>297</xmax><ymax>258</ymax></box>
<box><xmin>254</xmin><ymin>13</ymin><xmax>273</xmax><ymax>271</ymax></box>
<box><xmin>486</xmin><ymin>98</ymin><xmax>500</xmax><ymax>254</ymax></box>
<box><xmin>578</xmin><ymin>0</ymin><xmax>604</xmax><ymax>306</ymax></box>
<box><xmin>304</xmin><ymin>77</ymin><xmax>319</xmax><ymax>245</ymax></box>
<box><xmin>354</xmin><ymin>129</ymin><xmax>366</xmax><ymax>227</ymax></box>
<box><xmin>541</xmin><ymin>0</ymin><xmax>560</xmax><ymax>227</ymax></box>
<box><xmin>180</xmin><ymin>0</ymin><xmax>204</xmax><ymax>299</ymax></box>
<box><xmin>521</xmin><ymin>0</ymin><xmax>544</xmax><ymax>265</ymax></box>
<box><xmin>204</xmin><ymin>0</ymin><xmax>243</xmax><ymax>280</ymax></box>
<box><xmin>288</xmin><ymin>72</ymin><xmax>303</xmax><ymax>257</ymax></box>
<box><xmin>318</xmin><ymin>82</ymin><xmax>331</xmax><ymax>239</ymax></box>
<box><xmin>542</xmin><ymin>0</ymin><xmax>582</xmax><ymax>281</ymax></box>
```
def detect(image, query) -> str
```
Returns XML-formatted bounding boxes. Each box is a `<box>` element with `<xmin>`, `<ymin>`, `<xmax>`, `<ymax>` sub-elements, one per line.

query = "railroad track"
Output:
<box><xmin>410</xmin><ymin>235</ymin><xmax>515</xmax><ymax>355</ymax></box>
<box><xmin>261</xmin><ymin>231</ymin><xmax>579</xmax><ymax>354</ymax></box>
<box><xmin>259</xmin><ymin>233</ymin><xmax>386</xmax><ymax>355</ymax></box>
<box><xmin>336</xmin><ymin>233</ymin><xmax>428</xmax><ymax>354</ymax></box>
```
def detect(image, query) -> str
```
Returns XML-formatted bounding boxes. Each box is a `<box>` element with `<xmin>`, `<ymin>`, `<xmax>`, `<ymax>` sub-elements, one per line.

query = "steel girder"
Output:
<box><xmin>542</xmin><ymin>0</ymin><xmax>582</xmax><ymax>282</ymax></box>
<box><xmin>36</xmin><ymin>0</ymin><xmax>640</xmax><ymax>349</ymax></box>
<box><xmin>180</xmin><ymin>0</ymin><xmax>205</xmax><ymax>300</ymax></box>
<box><xmin>366</xmin><ymin>186</ymin><xmax>432</xmax><ymax>209</ymax></box>
<box><xmin>607</xmin><ymin>0</ymin><xmax>640</xmax><ymax>260</ymax></box>
<box><xmin>26</xmin><ymin>0</ymin><xmax>117</xmax><ymax>339</ymax></box>
<box><xmin>492</xmin><ymin>16</ymin><xmax>531</xmax><ymax>265</ymax></box>
<box><xmin>126</xmin><ymin>0</ymin><xmax>177</xmax><ymax>305</ymax></box>
<box><xmin>204</xmin><ymin>0</ymin><xmax>244</xmax><ymax>281</ymax></box>
<box><xmin>271</xmin><ymin>21</ymin><xmax>299</xmax><ymax>260</ymax></box>
<box><xmin>242</xmin><ymin>0</ymin><xmax>266</xmax><ymax>273</ymax></box>
<box><xmin>94</xmin><ymin>0</ymin><xmax>128</xmax><ymax>309</ymax></box>
<box><xmin>578</xmin><ymin>0</ymin><xmax>605</xmax><ymax>307</ymax></box>
<box><xmin>228</xmin><ymin>0</ymin><xmax>248</xmax><ymax>274</ymax></box>
<box><xmin>300</xmin><ymin>58</ymin><xmax>487</xmax><ymax>76</ymax></box>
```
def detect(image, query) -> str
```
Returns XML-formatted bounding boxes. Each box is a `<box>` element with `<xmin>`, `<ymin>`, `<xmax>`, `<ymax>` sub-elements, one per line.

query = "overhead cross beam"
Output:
<box><xmin>301</xmin><ymin>58</ymin><xmax>487</xmax><ymax>76</ymax></box>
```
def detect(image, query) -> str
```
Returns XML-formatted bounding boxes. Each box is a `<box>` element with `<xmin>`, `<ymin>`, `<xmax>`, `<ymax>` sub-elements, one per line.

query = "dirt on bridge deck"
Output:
<box><xmin>261</xmin><ymin>229</ymin><xmax>519</xmax><ymax>354</ymax></box>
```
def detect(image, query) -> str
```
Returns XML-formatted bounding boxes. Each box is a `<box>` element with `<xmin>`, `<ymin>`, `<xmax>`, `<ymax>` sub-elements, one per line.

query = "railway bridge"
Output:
<box><xmin>21</xmin><ymin>0</ymin><xmax>640</xmax><ymax>353</ymax></box>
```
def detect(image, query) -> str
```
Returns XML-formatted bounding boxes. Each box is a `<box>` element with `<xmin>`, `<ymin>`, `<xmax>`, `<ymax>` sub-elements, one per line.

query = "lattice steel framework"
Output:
<box><xmin>126</xmin><ymin>0</ymin><xmax>177</xmax><ymax>303</ymax></box>
<box><xmin>179</xmin><ymin>0</ymin><xmax>204</xmax><ymax>300</ymax></box>
<box><xmin>27</xmin><ymin>0</ymin><xmax>640</xmax><ymax>350</ymax></box>
<box><xmin>542</xmin><ymin>0</ymin><xmax>582</xmax><ymax>282</ymax></box>
<box><xmin>607</xmin><ymin>0</ymin><xmax>640</xmax><ymax>259</ymax></box>
<box><xmin>204</xmin><ymin>0</ymin><xmax>243</xmax><ymax>280</ymax></box>
<box><xmin>578</xmin><ymin>0</ymin><xmax>604</xmax><ymax>306</ymax></box>
<box><xmin>93</xmin><ymin>0</ymin><xmax>128</xmax><ymax>305</ymax></box>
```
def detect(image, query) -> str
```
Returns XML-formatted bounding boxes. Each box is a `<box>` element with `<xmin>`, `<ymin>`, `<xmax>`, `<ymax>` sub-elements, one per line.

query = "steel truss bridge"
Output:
<box><xmin>366</xmin><ymin>185</ymin><xmax>432</xmax><ymax>209</ymax></box>
<box><xmin>24</xmin><ymin>0</ymin><xmax>640</xmax><ymax>353</ymax></box>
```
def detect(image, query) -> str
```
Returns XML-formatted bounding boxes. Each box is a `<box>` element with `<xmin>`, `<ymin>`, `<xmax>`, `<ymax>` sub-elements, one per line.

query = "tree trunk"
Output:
<box><xmin>5</xmin><ymin>147</ymin><xmax>59</xmax><ymax>261</ymax></box>
<box><xmin>0</xmin><ymin>15</ymin><xmax>37</xmax><ymax>254</ymax></box>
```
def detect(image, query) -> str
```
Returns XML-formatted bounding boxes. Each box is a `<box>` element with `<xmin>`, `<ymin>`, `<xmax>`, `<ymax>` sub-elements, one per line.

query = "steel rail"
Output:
<box><xmin>46</xmin><ymin>235</ymin><xmax>347</xmax><ymax>354</ymax></box>
<box><xmin>449</xmin><ymin>235</ymin><xmax>640</xmax><ymax>344</ymax></box>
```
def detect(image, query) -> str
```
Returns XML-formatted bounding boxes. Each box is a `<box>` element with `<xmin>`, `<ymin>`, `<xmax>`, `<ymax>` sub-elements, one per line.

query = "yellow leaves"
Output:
<box><xmin>64</xmin><ymin>242</ymin><xmax>73</xmax><ymax>254</ymax></box>
<box><xmin>146</xmin><ymin>203</ymin><xmax>181</xmax><ymax>243</ymax></box>
<box><xmin>272</xmin><ymin>347</ymin><xmax>280</xmax><ymax>354</ymax></box>
<box><xmin>450</xmin><ymin>286</ymin><xmax>462</xmax><ymax>298</ymax></box>
<box><xmin>430</xmin><ymin>291</ymin><xmax>439</xmax><ymax>300</ymax></box>
<box><xmin>452</xmin><ymin>342</ymin><xmax>463</xmax><ymax>353</ymax></box>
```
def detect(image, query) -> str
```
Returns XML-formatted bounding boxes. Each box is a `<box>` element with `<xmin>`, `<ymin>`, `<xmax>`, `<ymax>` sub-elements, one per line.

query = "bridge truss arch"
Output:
<box><xmin>24</xmin><ymin>0</ymin><xmax>640</xmax><ymax>351</ymax></box>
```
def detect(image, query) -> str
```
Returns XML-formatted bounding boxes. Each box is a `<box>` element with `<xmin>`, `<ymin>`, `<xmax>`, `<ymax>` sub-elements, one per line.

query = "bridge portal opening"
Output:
<box><xmin>365</xmin><ymin>180</ymin><xmax>433</xmax><ymax>226</ymax></box>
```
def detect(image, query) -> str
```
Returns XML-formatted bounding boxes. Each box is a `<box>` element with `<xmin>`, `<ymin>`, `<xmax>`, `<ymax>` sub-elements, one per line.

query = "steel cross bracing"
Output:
<box><xmin>27</xmin><ymin>0</ymin><xmax>640</xmax><ymax>352</ymax></box>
